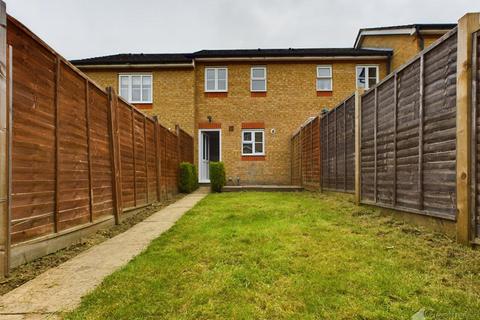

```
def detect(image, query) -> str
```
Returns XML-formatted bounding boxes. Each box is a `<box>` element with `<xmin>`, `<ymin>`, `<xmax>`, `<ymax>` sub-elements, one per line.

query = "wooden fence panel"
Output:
<box><xmin>89</xmin><ymin>85</ymin><xmax>114</xmax><ymax>220</ymax></box>
<box><xmin>118</xmin><ymin>101</ymin><xmax>135</xmax><ymax>209</ymax></box>
<box><xmin>345</xmin><ymin>97</ymin><xmax>355</xmax><ymax>191</ymax></box>
<box><xmin>57</xmin><ymin>63</ymin><xmax>90</xmax><ymax>231</ymax></box>
<box><xmin>179</xmin><ymin>128</ymin><xmax>194</xmax><ymax>164</ymax></box>
<box><xmin>360</xmin><ymin>29</ymin><xmax>458</xmax><ymax>220</ymax></box>
<box><xmin>396</xmin><ymin>60</ymin><xmax>421</xmax><ymax>210</ymax></box>
<box><xmin>9</xmin><ymin>20</ymin><xmax>56</xmax><ymax>243</ymax></box>
<box><xmin>145</xmin><ymin>119</ymin><xmax>157</xmax><ymax>204</ymax></box>
<box><xmin>291</xmin><ymin>132</ymin><xmax>301</xmax><ymax>185</ymax></box>
<box><xmin>320</xmin><ymin>95</ymin><xmax>355</xmax><ymax>193</ymax></box>
<box><xmin>133</xmin><ymin>112</ymin><xmax>147</xmax><ymax>206</ymax></box>
<box><xmin>422</xmin><ymin>34</ymin><xmax>457</xmax><ymax>217</ymax></box>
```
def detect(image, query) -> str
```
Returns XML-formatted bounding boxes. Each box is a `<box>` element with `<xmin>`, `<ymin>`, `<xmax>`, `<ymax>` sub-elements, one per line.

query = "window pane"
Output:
<box><xmin>317</xmin><ymin>67</ymin><xmax>331</xmax><ymax>77</ymax></box>
<box><xmin>206</xmin><ymin>69</ymin><xmax>215</xmax><ymax>81</ymax></box>
<box><xmin>357</xmin><ymin>67</ymin><xmax>366</xmax><ymax>88</ymax></box>
<box><xmin>368</xmin><ymin>78</ymin><xmax>377</xmax><ymax>88</ymax></box>
<box><xmin>252</xmin><ymin>79</ymin><xmax>266</xmax><ymax>91</ymax></box>
<box><xmin>252</xmin><ymin>68</ymin><xmax>265</xmax><ymax>78</ymax></box>
<box><xmin>142</xmin><ymin>76</ymin><xmax>151</xmax><ymax>86</ymax></box>
<box><xmin>120</xmin><ymin>76</ymin><xmax>129</xmax><ymax>100</ymax></box>
<box><xmin>206</xmin><ymin>79</ymin><xmax>215</xmax><ymax>91</ymax></box>
<box><xmin>217</xmin><ymin>68</ymin><xmax>227</xmax><ymax>80</ymax></box>
<box><xmin>243</xmin><ymin>131</ymin><xmax>252</xmax><ymax>141</ymax></box>
<box><xmin>255</xmin><ymin>132</ymin><xmax>263</xmax><ymax>142</ymax></box>
<box><xmin>131</xmin><ymin>76</ymin><xmax>141</xmax><ymax>101</ymax></box>
<box><xmin>317</xmin><ymin>79</ymin><xmax>332</xmax><ymax>91</ymax></box>
<box><xmin>255</xmin><ymin>142</ymin><xmax>263</xmax><ymax>153</ymax></box>
<box><xmin>142</xmin><ymin>87</ymin><xmax>151</xmax><ymax>101</ymax></box>
<box><xmin>368</xmin><ymin>67</ymin><xmax>377</xmax><ymax>78</ymax></box>
<box><xmin>243</xmin><ymin>143</ymin><xmax>252</xmax><ymax>154</ymax></box>
<box><xmin>217</xmin><ymin>79</ymin><xmax>227</xmax><ymax>91</ymax></box>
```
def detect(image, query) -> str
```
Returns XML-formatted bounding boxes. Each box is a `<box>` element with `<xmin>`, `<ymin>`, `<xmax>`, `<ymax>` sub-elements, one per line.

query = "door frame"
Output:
<box><xmin>198</xmin><ymin>129</ymin><xmax>222</xmax><ymax>183</ymax></box>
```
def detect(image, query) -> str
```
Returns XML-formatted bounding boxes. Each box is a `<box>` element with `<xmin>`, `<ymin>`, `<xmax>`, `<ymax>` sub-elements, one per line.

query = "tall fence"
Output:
<box><xmin>292</xmin><ymin>14</ymin><xmax>480</xmax><ymax>245</ymax></box>
<box><xmin>360</xmin><ymin>29</ymin><xmax>457</xmax><ymax>220</ymax></box>
<box><xmin>0</xmin><ymin>13</ymin><xmax>194</xmax><ymax>275</ymax></box>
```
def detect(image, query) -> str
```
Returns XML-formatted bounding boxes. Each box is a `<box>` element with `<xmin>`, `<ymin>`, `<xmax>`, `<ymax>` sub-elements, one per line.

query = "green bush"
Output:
<box><xmin>179</xmin><ymin>162</ymin><xmax>198</xmax><ymax>193</ymax></box>
<box><xmin>209</xmin><ymin>162</ymin><xmax>226</xmax><ymax>193</ymax></box>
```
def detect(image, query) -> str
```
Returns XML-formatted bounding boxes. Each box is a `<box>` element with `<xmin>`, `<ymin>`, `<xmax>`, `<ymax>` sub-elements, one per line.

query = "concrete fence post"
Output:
<box><xmin>0</xmin><ymin>0</ymin><xmax>8</xmax><ymax>277</ymax></box>
<box><xmin>354</xmin><ymin>89</ymin><xmax>363</xmax><ymax>206</ymax></box>
<box><xmin>456</xmin><ymin>13</ymin><xmax>480</xmax><ymax>244</ymax></box>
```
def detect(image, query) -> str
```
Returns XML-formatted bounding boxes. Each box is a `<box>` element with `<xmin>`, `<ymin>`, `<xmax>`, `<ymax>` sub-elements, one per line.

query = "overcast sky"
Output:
<box><xmin>6</xmin><ymin>0</ymin><xmax>479</xmax><ymax>60</ymax></box>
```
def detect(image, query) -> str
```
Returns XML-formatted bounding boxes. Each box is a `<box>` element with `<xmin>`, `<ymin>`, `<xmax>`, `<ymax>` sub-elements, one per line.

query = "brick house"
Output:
<box><xmin>71</xmin><ymin>23</ymin><xmax>454</xmax><ymax>185</ymax></box>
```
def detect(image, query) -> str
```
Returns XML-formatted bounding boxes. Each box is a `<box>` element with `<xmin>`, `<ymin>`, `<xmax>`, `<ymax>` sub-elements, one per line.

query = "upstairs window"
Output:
<box><xmin>242</xmin><ymin>129</ymin><xmax>265</xmax><ymax>156</ymax></box>
<box><xmin>251</xmin><ymin>66</ymin><xmax>267</xmax><ymax>92</ymax></box>
<box><xmin>356</xmin><ymin>66</ymin><xmax>379</xmax><ymax>89</ymax></box>
<box><xmin>205</xmin><ymin>67</ymin><xmax>228</xmax><ymax>92</ymax></box>
<box><xmin>316</xmin><ymin>65</ymin><xmax>332</xmax><ymax>91</ymax></box>
<box><xmin>119</xmin><ymin>74</ymin><xmax>152</xmax><ymax>103</ymax></box>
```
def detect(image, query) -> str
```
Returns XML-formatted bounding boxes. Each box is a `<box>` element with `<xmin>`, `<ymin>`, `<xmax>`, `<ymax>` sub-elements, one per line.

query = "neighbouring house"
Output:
<box><xmin>71</xmin><ymin>23</ymin><xmax>454</xmax><ymax>185</ymax></box>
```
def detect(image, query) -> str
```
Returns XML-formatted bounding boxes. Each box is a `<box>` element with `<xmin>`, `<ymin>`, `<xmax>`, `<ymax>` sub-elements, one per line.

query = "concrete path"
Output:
<box><xmin>0</xmin><ymin>188</ymin><xmax>209</xmax><ymax>320</ymax></box>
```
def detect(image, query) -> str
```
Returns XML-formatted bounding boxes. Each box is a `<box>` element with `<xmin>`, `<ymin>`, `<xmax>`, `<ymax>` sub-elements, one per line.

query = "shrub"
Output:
<box><xmin>179</xmin><ymin>162</ymin><xmax>198</xmax><ymax>193</ymax></box>
<box><xmin>209</xmin><ymin>162</ymin><xmax>226</xmax><ymax>192</ymax></box>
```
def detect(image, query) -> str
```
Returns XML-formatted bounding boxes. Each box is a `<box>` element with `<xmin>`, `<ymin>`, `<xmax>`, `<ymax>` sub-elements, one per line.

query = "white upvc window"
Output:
<box><xmin>242</xmin><ymin>129</ymin><xmax>265</xmax><ymax>156</ymax></box>
<box><xmin>356</xmin><ymin>65</ymin><xmax>379</xmax><ymax>89</ymax></box>
<box><xmin>205</xmin><ymin>67</ymin><xmax>228</xmax><ymax>92</ymax></box>
<box><xmin>316</xmin><ymin>65</ymin><xmax>332</xmax><ymax>91</ymax></box>
<box><xmin>251</xmin><ymin>66</ymin><xmax>267</xmax><ymax>92</ymax></box>
<box><xmin>119</xmin><ymin>74</ymin><xmax>152</xmax><ymax>103</ymax></box>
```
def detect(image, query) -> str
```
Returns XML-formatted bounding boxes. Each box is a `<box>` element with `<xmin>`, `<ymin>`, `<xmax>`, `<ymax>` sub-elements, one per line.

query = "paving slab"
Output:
<box><xmin>0</xmin><ymin>188</ymin><xmax>209</xmax><ymax>320</ymax></box>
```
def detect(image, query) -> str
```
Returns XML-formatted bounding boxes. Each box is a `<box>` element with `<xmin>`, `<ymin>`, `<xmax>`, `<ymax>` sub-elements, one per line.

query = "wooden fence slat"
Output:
<box><xmin>154</xmin><ymin>117</ymin><xmax>161</xmax><ymax>201</ymax></box>
<box><xmin>471</xmin><ymin>31</ymin><xmax>478</xmax><ymax>239</ymax></box>
<box><xmin>131</xmin><ymin>108</ymin><xmax>137</xmax><ymax>207</ymax></box>
<box><xmin>418</xmin><ymin>55</ymin><xmax>424</xmax><ymax>210</ymax></box>
<box><xmin>343</xmin><ymin>101</ymin><xmax>347</xmax><ymax>192</ymax></box>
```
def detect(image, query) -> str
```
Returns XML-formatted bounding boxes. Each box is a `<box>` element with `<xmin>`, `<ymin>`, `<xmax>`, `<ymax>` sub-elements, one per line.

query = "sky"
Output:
<box><xmin>6</xmin><ymin>0</ymin><xmax>479</xmax><ymax>60</ymax></box>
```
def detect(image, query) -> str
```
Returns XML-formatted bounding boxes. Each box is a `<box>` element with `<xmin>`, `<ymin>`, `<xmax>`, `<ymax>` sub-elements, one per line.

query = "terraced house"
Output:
<box><xmin>71</xmin><ymin>23</ymin><xmax>455</xmax><ymax>185</ymax></box>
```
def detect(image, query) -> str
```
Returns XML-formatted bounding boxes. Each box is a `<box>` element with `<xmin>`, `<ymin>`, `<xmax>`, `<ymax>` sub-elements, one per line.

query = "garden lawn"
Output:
<box><xmin>66</xmin><ymin>192</ymin><xmax>480</xmax><ymax>320</ymax></box>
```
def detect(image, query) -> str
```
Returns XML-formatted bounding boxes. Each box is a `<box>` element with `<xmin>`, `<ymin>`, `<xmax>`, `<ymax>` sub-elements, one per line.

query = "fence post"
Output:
<box><xmin>107</xmin><ymin>87</ymin><xmax>123</xmax><ymax>224</ymax></box>
<box><xmin>0</xmin><ymin>0</ymin><xmax>8</xmax><ymax>277</ymax></box>
<box><xmin>456</xmin><ymin>13</ymin><xmax>480</xmax><ymax>244</ymax></box>
<box><xmin>354</xmin><ymin>89</ymin><xmax>363</xmax><ymax>205</ymax></box>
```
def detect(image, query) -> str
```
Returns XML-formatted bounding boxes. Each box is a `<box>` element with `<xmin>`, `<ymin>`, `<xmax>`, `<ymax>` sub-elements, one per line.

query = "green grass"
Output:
<box><xmin>65</xmin><ymin>192</ymin><xmax>480</xmax><ymax>320</ymax></box>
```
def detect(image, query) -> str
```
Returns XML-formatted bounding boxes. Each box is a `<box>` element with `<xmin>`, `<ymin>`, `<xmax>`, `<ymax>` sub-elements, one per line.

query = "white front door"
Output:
<box><xmin>200</xmin><ymin>132</ymin><xmax>210</xmax><ymax>182</ymax></box>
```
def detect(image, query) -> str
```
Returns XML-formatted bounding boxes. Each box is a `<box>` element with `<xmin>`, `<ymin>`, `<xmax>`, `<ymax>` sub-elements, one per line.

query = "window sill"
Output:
<box><xmin>241</xmin><ymin>155</ymin><xmax>266</xmax><ymax>161</ymax></box>
<box><xmin>316</xmin><ymin>91</ymin><xmax>333</xmax><ymax>97</ymax></box>
<box><xmin>251</xmin><ymin>92</ymin><xmax>267</xmax><ymax>97</ymax></box>
<box><xmin>205</xmin><ymin>92</ymin><xmax>228</xmax><ymax>98</ymax></box>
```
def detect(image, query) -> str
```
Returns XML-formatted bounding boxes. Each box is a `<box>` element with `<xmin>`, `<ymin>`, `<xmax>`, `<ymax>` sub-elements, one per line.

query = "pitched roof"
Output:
<box><xmin>354</xmin><ymin>23</ymin><xmax>456</xmax><ymax>48</ymax></box>
<box><xmin>70</xmin><ymin>48</ymin><xmax>391</xmax><ymax>67</ymax></box>
<box><xmin>70</xmin><ymin>53</ymin><xmax>193</xmax><ymax>66</ymax></box>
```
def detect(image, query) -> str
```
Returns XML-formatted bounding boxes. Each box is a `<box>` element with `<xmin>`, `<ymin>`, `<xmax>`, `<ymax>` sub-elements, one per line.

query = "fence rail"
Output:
<box><xmin>0</xmin><ymin>14</ymin><xmax>194</xmax><ymax>274</ymax></box>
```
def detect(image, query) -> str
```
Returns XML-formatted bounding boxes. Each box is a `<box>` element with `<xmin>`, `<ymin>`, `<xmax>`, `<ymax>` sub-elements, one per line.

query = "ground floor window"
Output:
<box><xmin>242</xmin><ymin>129</ymin><xmax>265</xmax><ymax>156</ymax></box>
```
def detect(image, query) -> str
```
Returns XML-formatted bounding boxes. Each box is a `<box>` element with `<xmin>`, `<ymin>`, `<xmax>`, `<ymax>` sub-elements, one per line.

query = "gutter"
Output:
<box><xmin>194</xmin><ymin>55</ymin><xmax>390</xmax><ymax>62</ymax></box>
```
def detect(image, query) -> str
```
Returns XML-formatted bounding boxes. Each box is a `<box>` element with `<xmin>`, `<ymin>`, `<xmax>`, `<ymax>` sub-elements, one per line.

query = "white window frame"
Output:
<box><xmin>204</xmin><ymin>67</ymin><xmax>228</xmax><ymax>92</ymax></box>
<box><xmin>118</xmin><ymin>74</ymin><xmax>153</xmax><ymax>103</ymax></box>
<box><xmin>241</xmin><ymin>129</ymin><xmax>265</xmax><ymax>156</ymax></box>
<box><xmin>250</xmin><ymin>66</ymin><xmax>267</xmax><ymax>92</ymax></box>
<box><xmin>316</xmin><ymin>65</ymin><xmax>333</xmax><ymax>91</ymax></box>
<box><xmin>356</xmin><ymin>65</ymin><xmax>379</xmax><ymax>90</ymax></box>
